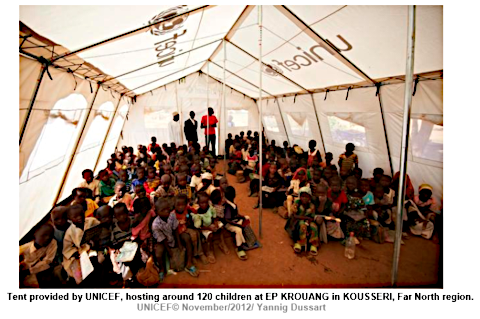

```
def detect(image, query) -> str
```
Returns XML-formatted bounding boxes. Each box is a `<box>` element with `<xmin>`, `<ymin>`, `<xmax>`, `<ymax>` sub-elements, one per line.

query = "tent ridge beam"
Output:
<box><xmin>274</xmin><ymin>5</ymin><xmax>374</xmax><ymax>84</ymax></box>
<box><xmin>51</xmin><ymin>5</ymin><xmax>214</xmax><ymax>62</ymax></box>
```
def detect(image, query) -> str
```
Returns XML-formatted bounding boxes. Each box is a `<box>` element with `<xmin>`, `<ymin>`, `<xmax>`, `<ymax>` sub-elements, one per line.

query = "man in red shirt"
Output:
<box><xmin>201</xmin><ymin>107</ymin><xmax>218</xmax><ymax>156</ymax></box>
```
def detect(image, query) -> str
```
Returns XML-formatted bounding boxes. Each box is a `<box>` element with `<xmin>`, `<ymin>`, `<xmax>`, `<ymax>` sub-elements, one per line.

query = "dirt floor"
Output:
<box><xmin>162</xmin><ymin>161</ymin><xmax>441</xmax><ymax>288</ymax></box>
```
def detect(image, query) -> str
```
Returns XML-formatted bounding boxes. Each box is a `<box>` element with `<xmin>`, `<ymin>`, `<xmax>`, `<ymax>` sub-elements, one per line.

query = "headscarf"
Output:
<box><xmin>298</xmin><ymin>186</ymin><xmax>312</xmax><ymax>197</ymax></box>
<box><xmin>292</xmin><ymin>167</ymin><xmax>307</xmax><ymax>180</ymax></box>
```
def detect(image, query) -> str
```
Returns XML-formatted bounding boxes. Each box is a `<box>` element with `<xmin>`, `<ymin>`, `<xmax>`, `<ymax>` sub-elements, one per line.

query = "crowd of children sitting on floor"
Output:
<box><xmin>20</xmin><ymin>138</ymin><xmax>257</xmax><ymax>288</ymax></box>
<box><xmin>225</xmin><ymin>132</ymin><xmax>441</xmax><ymax>256</ymax></box>
<box><xmin>20</xmin><ymin>130</ymin><xmax>441</xmax><ymax>288</ymax></box>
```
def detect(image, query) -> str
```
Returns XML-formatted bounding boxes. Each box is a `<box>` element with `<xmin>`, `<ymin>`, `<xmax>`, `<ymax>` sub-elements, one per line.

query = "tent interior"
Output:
<box><xmin>19</xmin><ymin>5</ymin><xmax>442</xmax><ymax>285</ymax></box>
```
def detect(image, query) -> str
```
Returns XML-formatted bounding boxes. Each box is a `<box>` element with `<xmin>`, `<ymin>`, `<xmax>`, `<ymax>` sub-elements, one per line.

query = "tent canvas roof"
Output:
<box><xmin>19</xmin><ymin>5</ymin><xmax>442</xmax><ymax>99</ymax></box>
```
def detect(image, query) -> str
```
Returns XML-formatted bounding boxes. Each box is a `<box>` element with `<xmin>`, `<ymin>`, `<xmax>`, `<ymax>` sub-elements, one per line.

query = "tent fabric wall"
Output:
<box><xmin>59</xmin><ymin>88</ymin><xmax>122</xmax><ymax>200</ymax></box>
<box><xmin>313</xmin><ymin>87</ymin><xmax>391</xmax><ymax>178</ymax></box>
<box><xmin>118</xmin><ymin>72</ymin><xmax>259</xmax><ymax>155</ymax></box>
<box><xmin>380</xmin><ymin>79</ymin><xmax>443</xmax><ymax>203</ymax></box>
<box><xmin>19</xmin><ymin>63</ymin><xmax>97</xmax><ymax>239</ymax></box>
<box><xmin>276</xmin><ymin>94</ymin><xmax>324</xmax><ymax>152</ymax></box>
<box><xmin>19</xmin><ymin>56</ymin><xmax>42</xmax><ymax>134</ymax></box>
<box><xmin>261</xmin><ymin>99</ymin><xmax>289</xmax><ymax>146</ymax></box>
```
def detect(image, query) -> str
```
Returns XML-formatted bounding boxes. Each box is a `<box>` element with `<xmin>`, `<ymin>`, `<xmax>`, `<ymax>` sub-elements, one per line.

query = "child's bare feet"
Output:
<box><xmin>219</xmin><ymin>243</ymin><xmax>230</xmax><ymax>255</ymax></box>
<box><xmin>207</xmin><ymin>253</ymin><xmax>216</xmax><ymax>264</ymax></box>
<box><xmin>199</xmin><ymin>254</ymin><xmax>209</xmax><ymax>265</ymax></box>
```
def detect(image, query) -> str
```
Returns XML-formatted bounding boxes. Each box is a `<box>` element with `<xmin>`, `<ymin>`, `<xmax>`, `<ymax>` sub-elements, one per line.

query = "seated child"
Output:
<box><xmin>197</xmin><ymin>172</ymin><xmax>216</xmax><ymax>195</ymax></box>
<box><xmin>338</xmin><ymin>143</ymin><xmax>358</xmax><ymax>174</ymax></box>
<box><xmin>143</xmin><ymin>166</ymin><xmax>161</xmax><ymax>195</ymax></box>
<box><xmin>344</xmin><ymin>176</ymin><xmax>370</xmax><ymax>240</ymax></box>
<box><xmin>310</xmin><ymin>167</ymin><xmax>323</xmax><ymax>195</ymax></box>
<box><xmin>118</xmin><ymin>169</ymin><xmax>133</xmax><ymax>193</ymax></box>
<box><xmin>163</xmin><ymin>164</ymin><xmax>176</xmax><ymax>186</ymax></box>
<box><xmin>62</xmin><ymin>204</ymin><xmax>101</xmax><ymax>285</ymax></box>
<box><xmin>320</xmin><ymin>152</ymin><xmax>335</xmax><ymax>170</ymax></box>
<box><xmin>277</xmin><ymin>158</ymin><xmax>292</xmax><ymax>183</ymax></box>
<box><xmin>223</xmin><ymin>186</ymin><xmax>249</xmax><ymax>260</ymax></box>
<box><xmin>369</xmin><ymin>167</ymin><xmax>384</xmax><ymax>191</ymax></box>
<box><xmin>328</xmin><ymin>176</ymin><xmax>348</xmax><ymax>219</ymax></box>
<box><xmin>407</xmin><ymin>184</ymin><xmax>440</xmax><ymax>239</ymax></box>
<box><xmin>108</xmin><ymin>181</ymin><xmax>133</xmax><ymax>209</ymax></box>
<box><xmin>174</xmin><ymin>173</ymin><xmax>193</xmax><ymax>202</ymax></box>
<box><xmin>132</xmin><ymin>197</ymin><xmax>156</xmax><ymax>258</ymax></box>
<box><xmin>190</xmin><ymin>164</ymin><xmax>202</xmax><ymax>192</ymax></box>
<box><xmin>372</xmin><ymin>185</ymin><xmax>392</xmax><ymax>227</ymax></box>
<box><xmin>307</xmin><ymin>139</ymin><xmax>322</xmax><ymax>167</ymax></box>
<box><xmin>153</xmin><ymin>174</ymin><xmax>176</xmax><ymax>199</ymax></box>
<box><xmin>261</xmin><ymin>162</ymin><xmax>284</xmax><ymax>210</ymax></box>
<box><xmin>78</xmin><ymin>169</ymin><xmax>100</xmax><ymax>202</ymax></box>
<box><xmin>99</xmin><ymin>169</ymin><xmax>117</xmax><ymax>204</ymax></box>
<box><xmin>313</xmin><ymin>184</ymin><xmax>343</xmax><ymax>240</ymax></box>
<box><xmin>380</xmin><ymin>175</ymin><xmax>395</xmax><ymax>206</ymax></box>
<box><xmin>152</xmin><ymin>198</ymin><xmax>178</xmax><ymax>282</ymax></box>
<box><xmin>284</xmin><ymin>187</ymin><xmax>319</xmax><ymax>255</ymax></box>
<box><xmin>172</xmin><ymin>194</ymin><xmax>202</xmax><ymax>276</ymax></box>
<box><xmin>20</xmin><ymin>223</ymin><xmax>57</xmax><ymax>288</ymax></box>
<box><xmin>287</xmin><ymin>168</ymin><xmax>310</xmax><ymax>197</ymax></box>
<box><xmin>111</xmin><ymin>203</ymin><xmax>134</xmax><ymax>248</ymax></box>
<box><xmin>130</xmin><ymin>184</ymin><xmax>147</xmax><ymax>211</ymax></box>
<box><xmin>131</xmin><ymin>167</ymin><xmax>147</xmax><ymax>189</ymax></box>
<box><xmin>51</xmin><ymin>206</ymin><xmax>69</xmax><ymax>265</ymax></box>
<box><xmin>210</xmin><ymin>190</ymin><xmax>230</xmax><ymax>255</ymax></box>
<box><xmin>191</xmin><ymin>191</ymin><xmax>219</xmax><ymax>264</ymax></box>
<box><xmin>70</xmin><ymin>187</ymin><xmax>98</xmax><ymax>218</ymax></box>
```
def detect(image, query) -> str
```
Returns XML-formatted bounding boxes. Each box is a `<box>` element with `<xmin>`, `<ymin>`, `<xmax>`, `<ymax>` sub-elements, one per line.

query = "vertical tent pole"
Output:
<box><xmin>222</xmin><ymin>40</ymin><xmax>227</xmax><ymax>173</ymax></box>
<box><xmin>275</xmin><ymin>97</ymin><xmax>291</xmax><ymax>146</ymax></box>
<box><xmin>175</xmin><ymin>81</ymin><xmax>183</xmax><ymax>146</ymax></box>
<box><xmin>258</xmin><ymin>5</ymin><xmax>263</xmax><ymax>238</ymax></box>
<box><xmin>206</xmin><ymin>63</ymin><xmax>210</xmax><ymax>154</ymax></box>
<box><xmin>53</xmin><ymin>84</ymin><xmax>101</xmax><ymax>205</ymax></box>
<box><xmin>93</xmin><ymin>95</ymin><xmax>124</xmax><ymax>173</ymax></box>
<box><xmin>391</xmin><ymin>5</ymin><xmax>416</xmax><ymax>286</ymax></box>
<box><xmin>310</xmin><ymin>94</ymin><xmax>327</xmax><ymax>154</ymax></box>
<box><xmin>377</xmin><ymin>88</ymin><xmax>395</xmax><ymax>176</ymax></box>
<box><xmin>20</xmin><ymin>64</ymin><xmax>47</xmax><ymax>146</ymax></box>
<box><xmin>114</xmin><ymin>99</ymin><xmax>134</xmax><ymax>159</ymax></box>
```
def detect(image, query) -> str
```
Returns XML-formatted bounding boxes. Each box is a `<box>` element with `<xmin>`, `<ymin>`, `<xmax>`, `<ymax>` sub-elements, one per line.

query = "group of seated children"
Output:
<box><xmin>226</xmin><ymin>133</ymin><xmax>441</xmax><ymax>256</ymax></box>
<box><xmin>20</xmin><ymin>138</ymin><xmax>258</xmax><ymax>288</ymax></box>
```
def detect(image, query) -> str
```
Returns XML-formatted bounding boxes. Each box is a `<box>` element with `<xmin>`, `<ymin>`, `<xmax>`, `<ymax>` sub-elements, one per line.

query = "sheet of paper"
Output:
<box><xmin>80</xmin><ymin>251</ymin><xmax>94</xmax><ymax>280</ymax></box>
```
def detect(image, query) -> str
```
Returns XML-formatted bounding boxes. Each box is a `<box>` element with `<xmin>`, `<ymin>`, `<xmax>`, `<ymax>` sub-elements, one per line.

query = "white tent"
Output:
<box><xmin>19</xmin><ymin>5</ymin><xmax>442</xmax><ymax>250</ymax></box>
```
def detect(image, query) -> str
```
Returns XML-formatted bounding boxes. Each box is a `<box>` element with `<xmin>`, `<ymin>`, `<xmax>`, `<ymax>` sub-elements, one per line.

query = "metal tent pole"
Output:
<box><xmin>391</xmin><ymin>5</ymin><xmax>416</xmax><ymax>287</ymax></box>
<box><xmin>258</xmin><ymin>5</ymin><xmax>263</xmax><ymax>238</ymax></box>
<box><xmin>310</xmin><ymin>95</ymin><xmax>327</xmax><ymax>154</ymax></box>
<box><xmin>93</xmin><ymin>96</ymin><xmax>124</xmax><ymax>173</ymax></box>
<box><xmin>222</xmin><ymin>40</ymin><xmax>227</xmax><ymax>173</ymax></box>
<box><xmin>206</xmin><ymin>63</ymin><xmax>210</xmax><ymax>154</ymax></box>
<box><xmin>53</xmin><ymin>84</ymin><xmax>101</xmax><ymax>205</ymax></box>
<box><xmin>20</xmin><ymin>64</ymin><xmax>47</xmax><ymax>146</ymax></box>
<box><xmin>377</xmin><ymin>87</ymin><xmax>395</xmax><ymax>176</ymax></box>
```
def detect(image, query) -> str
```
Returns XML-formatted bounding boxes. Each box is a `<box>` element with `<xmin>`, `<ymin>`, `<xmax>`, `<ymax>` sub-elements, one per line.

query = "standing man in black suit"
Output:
<box><xmin>184</xmin><ymin>111</ymin><xmax>198</xmax><ymax>147</ymax></box>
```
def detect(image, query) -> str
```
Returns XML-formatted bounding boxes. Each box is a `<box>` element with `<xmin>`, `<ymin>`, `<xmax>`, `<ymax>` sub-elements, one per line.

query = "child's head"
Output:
<box><xmin>360</xmin><ymin>179</ymin><xmax>371</xmax><ymax>195</ymax></box>
<box><xmin>316</xmin><ymin>184</ymin><xmax>328</xmax><ymax>201</ymax></box>
<box><xmin>298</xmin><ymin>187</ymin><xmax>312</xmax><ymax>206</ymax></box>
<box><xmin>197</xmin><ymin>191</ymin><xmax>210</xmax><ymax>210</ymax></box>
<box><xmin>373</xmin><ymin>185</ymin><xmax>385</xmax><ymax>199</ymax></box>
<box><xmin>308</xmin><ymin>139</ymin><xmax>316</xmax><ymax>150</ymax></box>
<box><xmin>51</xmin><ymin>206</ymin><xmax>68</xmax><ymax>230</ymax></box>
<box><xmin>201</xmin><ymin>172</ymin><xmax>213</xmax><ymax>187</ymax></box>
<box><xmin>99</xmin><ymin>169</ymin><xmax>110</xmax><ymax>182</ymax></box>
<box><xmin>278</xmin><ymin>158</ymin><xmax>288</xmax><ymax>169</ymax></box>
<box><xmin>249</xmin><ymin>148</ymin><xmax>255</xmax><ymax>157</ymax></box>
<box><xmin>325</xmin><ymin>152</ymin><xmax>333</xmax><ymax>162</ymax></box>
<box><xmin>346</xmin><ymin>143</ymin><xmax>355</xmax><ymax>153</ymax></box>
<box><xmin>240</xmin><ymin>131</ymin><xmax>244</xmax><ymax>137</ymax></box>
<box><xmin>210</xmin><ymin>189</ymin><xmax>222</xmax><ymax>205</ymax></box>
<box><xmin>323</xmin><ymin>167</ymin><xmax>334</xmax><ymax>181</ymax></box>
<box><xmin>380</xmin><ymin>175</ymin><xmax>392</xmax><ymax>188</ymax></box>
<box><xmin>191</xmin><ymin>164</ymin><xmax>200</xmax><ymax>177</ymax></box>
<box><xmin>330</xmin><ymin>176</ymin><xmax>342</xmax><ymax>193</ymax></box>
<box><xmin>67</xmin><ymin>204</ymin><xmax>85</xmax><ymax>228</ymax></box>
<box><xmin>312</xmin><ymin>168</ymin><xmax>322</xmax><ymax>183</ymax></box>
<box><xmin>113</xmin><ymin>203</ymin><xmax>129</xmax><ymax>224</ymax></box>
<box><xmin>95</xmin><ymin>205</ymin><xmax>113</xmax><ymax>226</ymax></box>
<box><xmin>225</xmin><ymin>186</ymin><xmax>236</xmax><ymax>202</ymax></box>
<box><xmin>175</xmin><ymin>194</ymin><xmax>188</xmax><ymax>214</ymax></box>
<box><xmin>134</xmin><ymin>184</ymin><xmax>146</xmax><ymax>198</ymax></box>
<box><xmin>353</xmin><ymin>167</ymin><xmax>363</xmax><ymax>181</ymax></box>
<box><xmin>147</xmin><ymin>167</ymin><xmax>156</xmax><ymax>179</ymax></box>
<box><xmin>177</xmin><ymin>173</ymin><xmax>187</xmax><ymax>187</ymax></box>
<box><xmin>418</xmin><ymin>184</ymin><xmax>433</xmax><ymax>202</ymax></box>
<box><xmin>345</xmin><ymin>176</ymin><xmax>358</xmax><ymax>193</ymax></box>
<box><xmin>340</xmin><ymin>167</ymin><xmax>350</xmax><ymax>180</ymax></box>
<box><xmin>133</xmin><ymin>197</ymin><xmax>151</xmax><ymax>215</ymax></box>
<box><xmin>151</xmin><ymin>136</ymin><xmax>157</xmax><ymax>144</ymax></box>
<box><xmin>247</xmin><ymin>130</ymin><xmax>252</xmax><ymax>137</ymax></box>
<box><xmin>373</xmin><ymin>168</ymin><xmax>384</xmax><ymax>181</ymax></box>
<box><xmin>136</xmin><ymin>166</ymin><xmax>145</xmax><ymax>180</ymax></box>
<box><xmin>114</xmin><ymin>181</ymin><xmax>126</xmax><ymax>198</ymax></box>
<box><xmin>33</xmin><ymin>223</ymin><xmax>54</xmax><ymax>248</ymax></box>
<box><xmin>161</xmin><ymin>174</ymin><xmax>172</xmax><ymax>189</ymax></box>
<box><xmin>283</xmin><ymin>141</ymin><xmax>288</xmax><ymax>148</ymax></box>
<box><xmin>296</xmin><ymin>169</ymin><xmax>306</xmax><ymax>182</ymax></box>
<box><xmin>228</xmin><ymin>133</ymin><xmax>233</xmax><ymax>139</ymax></box>
<box><xmin>163</xmin><ymin>164</ymin><xmax>172</xmax><ymax>175</ymax></box>
<box><xmin>219</xmin><ymin>177</ymin><xmax>229</xmax><ymax>192</ymax></box>
<box><xmin>155</xmin><ymin>198</ymin><xmax>171</xmax><ymax>219</ymax></box>
<box><xmin>269</xmin><ymin>162</ymin><xmax>278</xmax><ymax>175</ymax></box>
<box><xmin>72</xmin><ymin>187</ymin><xmax>88</xmax><ymax>204</ymax></box>
<box><xmin>118</xmin><ymin>169</ymin><xmax>128</xmax><ymax>182</ymax></box>
<box><xmin>82</xmin><ymin>169</ymin><xmax>94</xmax><ymax>183</ymax></box>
